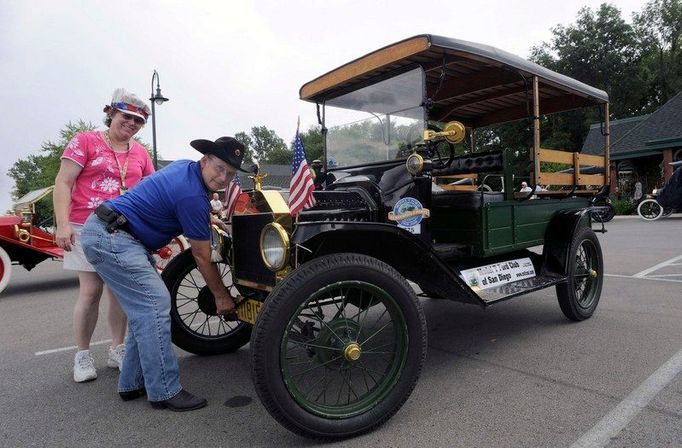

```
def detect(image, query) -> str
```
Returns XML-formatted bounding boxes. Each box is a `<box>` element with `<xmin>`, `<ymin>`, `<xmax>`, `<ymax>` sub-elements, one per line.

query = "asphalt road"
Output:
<box><xmin>1</xmin><ymin>216</ymin><xmax>681</xmax><ymax>447</ymax></box>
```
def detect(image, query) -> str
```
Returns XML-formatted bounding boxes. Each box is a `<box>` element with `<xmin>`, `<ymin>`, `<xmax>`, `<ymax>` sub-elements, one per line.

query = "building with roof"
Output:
<box><xmin>582</xmin><ymin>92</ymin><xmax>682</xmax><ymax>198</ymax></box>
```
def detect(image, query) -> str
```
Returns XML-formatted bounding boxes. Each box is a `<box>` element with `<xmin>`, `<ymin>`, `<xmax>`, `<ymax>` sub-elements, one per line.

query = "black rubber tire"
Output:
<box><xmin>250</xmin><ymin>253</ymin><xmax>427</xmax><ymax>440</ymax></box>
<box><xmin>637</xmin><ymin>199</ymin><xmax>663</xmax><ymax>221</ymax></box>
<box><xmin>556</xmin><ymin>227</ymin><xmax>604</xmax><ymax>321</ymax></box>
<box><xmin>162</xmin><ymin>249</ymin><xmax>251</xmax><ymax>355</ymax></box>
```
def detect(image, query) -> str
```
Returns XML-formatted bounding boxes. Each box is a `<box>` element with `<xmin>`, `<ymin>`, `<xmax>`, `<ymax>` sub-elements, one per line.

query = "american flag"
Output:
<box><xmin>289</xmin><ymin>130</ymin><xmax>316</xmax><ymax>216</ymax></box>
<box><xmin>223</xmin><ymin>174</ymin><xmax>242</xmax><ymax>221</ymax></box>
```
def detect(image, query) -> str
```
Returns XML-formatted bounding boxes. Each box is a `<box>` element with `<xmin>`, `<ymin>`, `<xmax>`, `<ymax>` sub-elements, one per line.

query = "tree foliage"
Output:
<box><xmin>235</xmin><ymin>126</ymin><xmax>290</xmax><ymax>165</ymax></box>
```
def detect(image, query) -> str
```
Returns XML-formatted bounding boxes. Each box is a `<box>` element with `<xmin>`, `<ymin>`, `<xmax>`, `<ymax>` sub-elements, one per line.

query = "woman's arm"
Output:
<box><xmin>53</xmin><ymin>159</ymin><xmax>83</xmax><ymax>251</ymax></box>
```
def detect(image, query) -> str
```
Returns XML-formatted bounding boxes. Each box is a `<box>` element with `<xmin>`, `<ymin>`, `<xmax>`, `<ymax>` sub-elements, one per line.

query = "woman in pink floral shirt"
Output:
<box><xmin>54</xmin><ymin>88</ymin><xmax>155</xmax><ymax>383</ymax></box>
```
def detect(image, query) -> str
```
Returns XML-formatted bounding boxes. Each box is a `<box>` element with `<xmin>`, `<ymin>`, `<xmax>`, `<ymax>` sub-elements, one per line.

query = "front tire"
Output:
<box><xmin>250</xmin><ymin>253</ymin><xmax>427</xmax><ymax>440</ymax></box>
<box><xmin>556</xmin><ymin>227</ymin><xmax>603</xmax><ymax>321</ymax></box>
<box><xmin>162</xmin><ymin>249</ymin><xmax>251</xmax><ymax>355</ymax></box>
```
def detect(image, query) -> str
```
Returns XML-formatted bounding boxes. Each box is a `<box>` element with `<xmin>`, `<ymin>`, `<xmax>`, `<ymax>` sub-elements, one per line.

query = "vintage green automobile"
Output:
<box><xmin>162</xmin><ymin>35</ymin><xmax>611</xmax><ymax>439</ymax></box>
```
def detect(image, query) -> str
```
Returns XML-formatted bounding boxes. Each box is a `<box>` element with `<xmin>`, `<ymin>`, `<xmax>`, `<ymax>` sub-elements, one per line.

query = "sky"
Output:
<box><xmin>0</xmin><ymin>0</ymin><xmax>649</xmax><ymax>212</ymax></box>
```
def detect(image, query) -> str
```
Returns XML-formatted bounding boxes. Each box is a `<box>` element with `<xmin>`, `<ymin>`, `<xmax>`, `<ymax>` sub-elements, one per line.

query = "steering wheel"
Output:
<box><xmin>427</xmin><ymin>123</ymin><xmax>456</xmax><ymax>169</ymax></box>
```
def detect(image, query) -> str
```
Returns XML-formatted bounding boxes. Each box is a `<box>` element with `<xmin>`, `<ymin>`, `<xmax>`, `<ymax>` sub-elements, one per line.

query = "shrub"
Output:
<box><xmin>612</xmin><ymin>198</ymin><xmax>636</xmax><ymax>215</ymax></box>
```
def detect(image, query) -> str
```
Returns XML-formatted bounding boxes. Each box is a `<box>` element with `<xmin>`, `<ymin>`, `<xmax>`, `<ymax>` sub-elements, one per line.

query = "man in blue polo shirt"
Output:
<box><xmin>81</xmin><ymin>136</ymin><xmax>247</xmax><ymax>412</ymax></box>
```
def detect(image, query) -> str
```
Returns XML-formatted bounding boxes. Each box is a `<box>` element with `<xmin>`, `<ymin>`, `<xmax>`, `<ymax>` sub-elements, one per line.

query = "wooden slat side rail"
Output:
<box><xmin>434</xmin><ymin>173</ymin><xmax>478</xmax><ymax>180</ymax></box>
<box><xmin>513</xmin><ymin>189</ymin><xmax>599</xmax><ymax>199</ymax></box>
<box><xmin>539</xmin><ymin>148</ymin><xmax>573</xmax><ymax>164</ymax></box>
<box><xmin>441</xmin><ymin>184</ymin><xmax>478</xmax><ymax>191</ymax></box>
<box><xmin>538</xmin><ymin>172</ymin><xmax>574</xmax><ymax>185</ymax></box>
<box><xmin>577</xmin><ymin>174</ymin><xmax>605</xmax><ymax>185</ymax></box>
<box><xmin>575</xmin><ymin>153</ymin><xmax>605</xmax><ymax>167</ymax></box>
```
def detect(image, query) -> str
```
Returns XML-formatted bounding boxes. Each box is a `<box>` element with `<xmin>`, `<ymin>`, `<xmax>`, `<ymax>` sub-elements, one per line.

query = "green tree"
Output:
<box><xmin>234</xmin><ymin>131</ymin><xmax>255</xmax><ymax>165</ymax></box>
<box><xmin>297</xmin><ymin>126</ymin><xmax>323</xmax><ymax>162</ymax></box>
<box><xmin>234</xmin><ymin>126</ymin><xmax>290</xmax><ymax>165</ymax></box>
<box><xmin>634</xmin><ymin>0</ymin><xmax>682</xmax><ymax>109</ymax></box>
<box><xmin>531</xmin><ymin>4</ymin><xmax>644</xmax><ymax>117</ymax></box>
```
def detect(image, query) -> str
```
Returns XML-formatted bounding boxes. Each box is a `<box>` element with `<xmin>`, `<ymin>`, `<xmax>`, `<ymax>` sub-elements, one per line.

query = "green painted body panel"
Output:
<box><xmin>431</xmin><ymin>197</ymin><xmax>590</xmax><ymax>257</ymax></box>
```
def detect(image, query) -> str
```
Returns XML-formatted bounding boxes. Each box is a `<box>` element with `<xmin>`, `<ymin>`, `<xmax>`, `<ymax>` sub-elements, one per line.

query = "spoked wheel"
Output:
<box><xmin>556</xmin><ymin>227</ymin><xmax>604</xmax><ymax>321</ymax></box>
<box><xmin>162</xmin><ymin>249</ymin><xmax>251</xmax><ymax>355</ymax></box>
<box><xmin>0</xmin><ymin>246</ymin><xmax>12</xmax><ymax>294</ymax></box>
<box><xmin>153</xmin><ymin>236</ymin><xmax>186</xmax><ymax>271</ymax></box>
<box><xmin>251</xmin><ymin>253</ymin><xmax>427</xmax><ymax>440</ymax></box>
<box><xmin>637</xmin><ymin>199</ymin><xmax>663</xmax><ymax>221</ymax></box>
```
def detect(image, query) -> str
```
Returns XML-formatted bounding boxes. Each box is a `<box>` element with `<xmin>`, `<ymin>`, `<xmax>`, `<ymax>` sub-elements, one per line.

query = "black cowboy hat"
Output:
<box><xmin>190</xmin><ymin>136</ymin><xmax>248</xmax><ymax>172</ymax></box>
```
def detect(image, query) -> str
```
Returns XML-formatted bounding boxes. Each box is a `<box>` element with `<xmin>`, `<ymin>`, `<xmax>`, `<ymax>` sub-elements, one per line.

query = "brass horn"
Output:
<box><xmin>13</xmin><ymin>225</ymin><xmax>31</xmax><ymax>243</ymax></box>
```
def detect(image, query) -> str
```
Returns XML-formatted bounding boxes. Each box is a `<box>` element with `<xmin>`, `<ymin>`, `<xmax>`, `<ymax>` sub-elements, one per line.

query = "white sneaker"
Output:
<box><xmin>73</xmin><ymin>350</ymin><xmax>97</xmax><ymax>383</ymax></box>
<box><xmin>107</xmin><ymin>344</ymin><xmax>125</xmax><ymax>371</ymax></box>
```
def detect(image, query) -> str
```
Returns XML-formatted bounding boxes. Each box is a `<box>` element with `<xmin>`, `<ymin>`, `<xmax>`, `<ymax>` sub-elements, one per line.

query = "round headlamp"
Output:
<box><xmin>406</xmin><ymin>153</ymin><xmax>424</xmax><ymax>175</ymax></box>
<box><xmin>260</xmin><ymin>223</ymin><xmax>290</xmax><ymax>271</ymax></box>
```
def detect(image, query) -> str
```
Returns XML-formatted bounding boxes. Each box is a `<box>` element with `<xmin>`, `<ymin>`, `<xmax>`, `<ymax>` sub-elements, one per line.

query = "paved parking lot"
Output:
<box><xmin>0</xmin><ymin>216</ymin><xmax>681</xmax><ymax>447</ymax></box>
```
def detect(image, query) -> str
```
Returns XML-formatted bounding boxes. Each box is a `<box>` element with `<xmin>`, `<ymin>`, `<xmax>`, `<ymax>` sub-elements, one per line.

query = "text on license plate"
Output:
<box><xmin>237</xmin><ymin>299</ymin><xmax>263</xmax><ymax>324</ymax></box>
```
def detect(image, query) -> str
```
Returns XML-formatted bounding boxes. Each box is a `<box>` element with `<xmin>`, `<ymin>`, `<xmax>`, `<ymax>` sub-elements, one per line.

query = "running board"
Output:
<box><xmin>476</xmin><ymin>274</ymin><xmax>566</xmax><ymax>304</ymax></box>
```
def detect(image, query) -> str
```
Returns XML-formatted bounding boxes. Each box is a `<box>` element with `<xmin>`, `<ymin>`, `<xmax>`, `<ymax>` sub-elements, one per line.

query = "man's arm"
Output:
<box><xmin>188</xmin><ymin>238</ymin><xmax>235</xmax><ymax>314</ymax></box>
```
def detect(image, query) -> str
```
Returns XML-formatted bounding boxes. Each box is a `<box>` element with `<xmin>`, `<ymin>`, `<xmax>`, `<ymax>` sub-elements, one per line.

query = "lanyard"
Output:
<box><xmin>113</xmin><ymin>151</ymin><xmax>130</xmax><ymax>193</ymax></box>
<box><xmin>103</xmin><ymin>131</ymin><xmax>130</xmax><ymax>194</ymax></box>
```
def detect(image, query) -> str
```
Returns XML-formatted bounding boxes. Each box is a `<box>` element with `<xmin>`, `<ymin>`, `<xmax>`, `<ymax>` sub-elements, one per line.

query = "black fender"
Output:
<box><xmin>292</xmin><ymin>222</ymin><xmax>484</xmax><ymax>306</ymax></box>
<box><xmin>542</xmin><ymin>209</ymin><xmax>592</xmax><ymax>276</ymax></box>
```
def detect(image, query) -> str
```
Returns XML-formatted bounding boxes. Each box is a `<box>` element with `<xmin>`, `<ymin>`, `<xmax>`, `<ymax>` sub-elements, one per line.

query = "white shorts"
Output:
<box><xmin>63</xmin><ymin>224</ymin><xmax>96</xmax><ymax>272</ymax></box>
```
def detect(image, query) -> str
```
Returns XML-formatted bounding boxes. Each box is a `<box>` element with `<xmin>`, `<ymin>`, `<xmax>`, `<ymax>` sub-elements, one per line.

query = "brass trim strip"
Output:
<box><xmin>235</xmin><ymin>278</ymin><xmax>273</xmax><ymax>292</ymax></box>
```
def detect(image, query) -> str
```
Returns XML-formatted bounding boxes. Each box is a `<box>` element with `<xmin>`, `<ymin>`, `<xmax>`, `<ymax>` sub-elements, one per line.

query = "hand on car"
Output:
<box><xmin>214</xmin><ymin>294</ymin><xmax>236</xmax><ymax>315</ymax></box>
<box><xmin>210</xmin><ymin>214</ymin><xmax>229</xmax><ymax>232</ymax></box>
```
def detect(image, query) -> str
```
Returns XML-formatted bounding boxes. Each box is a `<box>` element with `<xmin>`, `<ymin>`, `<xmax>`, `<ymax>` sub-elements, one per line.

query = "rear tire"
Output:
<box><xmin>556</xmin><ymin>227</ymin><xmax>603</xmax><ymax>321</ymax></box>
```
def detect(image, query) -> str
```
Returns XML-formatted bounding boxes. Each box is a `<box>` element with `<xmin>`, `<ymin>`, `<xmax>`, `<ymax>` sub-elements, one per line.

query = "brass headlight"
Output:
<box><xmin>260</xmin><ymin>222</ymin><xmax>290</xmax><ymax>271</ymax></box>
<box><xmin>406</xmin><ymin>153</ymin><xmax>424</xmax><ymax>175</ymax></box>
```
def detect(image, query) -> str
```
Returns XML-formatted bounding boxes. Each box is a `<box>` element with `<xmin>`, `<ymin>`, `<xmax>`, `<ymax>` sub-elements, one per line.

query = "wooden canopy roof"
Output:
<box><xmin>300</xmin><ymin>35</ymin><xmax>609</xmax><ymax>128</ymax></box>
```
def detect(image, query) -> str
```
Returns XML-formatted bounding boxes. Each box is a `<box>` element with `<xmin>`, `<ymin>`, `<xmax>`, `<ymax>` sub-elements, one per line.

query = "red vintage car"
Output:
<box><xmin>0</xmin><ymin>186</ymin><xmax>186</xmax><ymax>294</ymax></box>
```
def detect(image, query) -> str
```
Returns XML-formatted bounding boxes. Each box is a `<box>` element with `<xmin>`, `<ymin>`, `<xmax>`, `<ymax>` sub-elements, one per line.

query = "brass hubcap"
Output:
<box><xmin>343</xmin><ymin>343</ymin><xmax>362</xmax><ymax>361</ymax></box>
<box><xmin>589</xmin><ymin>269</ymin><xmax>598</xmax><ymax>278</ymax></box>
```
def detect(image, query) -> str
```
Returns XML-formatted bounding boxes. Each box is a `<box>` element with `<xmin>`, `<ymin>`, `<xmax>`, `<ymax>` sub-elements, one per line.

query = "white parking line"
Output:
<box><xmin>605</xmin><ymin>274</ymin><xmax>682</xmax><ymax>284</ymax></box>
<box><xmin>35</xmin><ymin>338</ymin><xmax>112</xmax><ymax>356</ymax></box>
<box><xmin>34</xmin><ymin>318</ymin><xmax>223</xmax><ymax>356</ymax></box>
<box><xmin>633</xmin><ymin>255</ymin><xmax>682</xmax><ymax>278</ymax></box>
<box><xmin>570</xmin><ymin>346</ymin><xmax>682</xmax><ymax>448</ymax></box>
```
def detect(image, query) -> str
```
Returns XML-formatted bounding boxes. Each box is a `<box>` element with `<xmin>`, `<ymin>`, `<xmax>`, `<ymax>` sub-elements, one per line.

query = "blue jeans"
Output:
<box><xmin>81</xmin><ymin>214</ymin><xmax>182</xmax><ymax>401</ymax></box>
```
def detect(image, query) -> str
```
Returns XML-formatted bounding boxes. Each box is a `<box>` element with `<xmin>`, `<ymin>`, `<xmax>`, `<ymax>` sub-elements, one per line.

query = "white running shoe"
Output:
<box><xmin>107</xmin><ymin>344</ymin><xmax>125</xmax><ymax>371</ymax></box>
<box><xmin>73</xmin><ymin>350</ymin><xmax>97</xmax><ymax>383</ymax></box>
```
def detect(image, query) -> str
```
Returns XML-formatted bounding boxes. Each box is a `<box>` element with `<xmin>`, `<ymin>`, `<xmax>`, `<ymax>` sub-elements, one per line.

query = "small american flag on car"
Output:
<box><xmin>223</xmin><ymin>173</ymin><xmax>242</xmax><ymax>221</ymax></box>
<box><xmin>289</xmin><ymin>126</ymin><xmax>316</xmax><ymax>216</ymax></box>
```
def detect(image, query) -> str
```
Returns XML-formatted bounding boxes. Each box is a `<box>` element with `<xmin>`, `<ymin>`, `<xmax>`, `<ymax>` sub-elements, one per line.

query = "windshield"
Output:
<box><xmin>325</xmin><ymin>68</ymin><xmax>425</xmax><ymax>168</ymax></box>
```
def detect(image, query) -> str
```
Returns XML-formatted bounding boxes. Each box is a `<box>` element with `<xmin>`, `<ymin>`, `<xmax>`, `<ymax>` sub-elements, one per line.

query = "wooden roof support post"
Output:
<box><xmin>532</xmin><ymin>76</ymin><xmax>541</xmax><ymax>185</ymax></box>
<box><xmin>604</xmin><ymin>102</ymin><xmax>610</xmax><ymax>186</ymax></box>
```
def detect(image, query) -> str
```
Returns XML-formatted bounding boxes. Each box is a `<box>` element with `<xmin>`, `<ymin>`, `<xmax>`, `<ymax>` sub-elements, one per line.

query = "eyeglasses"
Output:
<box><xmin>208</xmin><ymin>155</ymin><xmax>235</xmax><ymax>178</ymax></box>
<box><xmin>120</xmin><ymin>113</ymin><xmax>146</xmax><ymax>125</ymax></box>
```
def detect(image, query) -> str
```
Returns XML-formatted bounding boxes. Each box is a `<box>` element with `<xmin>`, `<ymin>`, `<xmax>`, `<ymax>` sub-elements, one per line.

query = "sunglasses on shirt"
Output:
<box><xmin>120</xmin><ymin>113</ymin><xmax>146</xmax><ymax>125</ymax></box>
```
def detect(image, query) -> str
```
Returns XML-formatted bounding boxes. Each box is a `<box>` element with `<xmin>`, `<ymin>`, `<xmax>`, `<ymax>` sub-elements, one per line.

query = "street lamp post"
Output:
<box><xmin>150</xmin><ymin>70</ymin><xmax>169</xmax><ymax>170</ymax></box>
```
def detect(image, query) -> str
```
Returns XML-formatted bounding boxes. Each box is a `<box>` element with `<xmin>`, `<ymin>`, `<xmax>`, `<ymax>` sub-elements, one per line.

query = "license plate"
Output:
<box><xmin>237</xmin><ymin>298</ymin><xmax>263</xmax><ymax>324</ymax></box>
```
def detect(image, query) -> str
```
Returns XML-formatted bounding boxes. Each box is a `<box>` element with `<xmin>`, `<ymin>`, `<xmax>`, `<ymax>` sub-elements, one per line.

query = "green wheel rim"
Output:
<box><xmin>572</xmin><ymin>239</ymin><xmax>601</xmax><ymax>310</ymax></box>
<box><xmin>280</xmin><ymin>280</ymin><xmax>408</xmax><ymax>418</ymax></box>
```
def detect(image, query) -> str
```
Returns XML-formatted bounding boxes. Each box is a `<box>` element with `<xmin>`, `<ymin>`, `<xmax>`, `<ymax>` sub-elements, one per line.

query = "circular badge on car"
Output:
<box><xmin>388</xmin><ymin>197</ymin><xmax>429</xmax><ymax>227</ymax></box>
